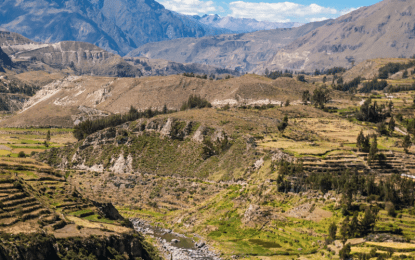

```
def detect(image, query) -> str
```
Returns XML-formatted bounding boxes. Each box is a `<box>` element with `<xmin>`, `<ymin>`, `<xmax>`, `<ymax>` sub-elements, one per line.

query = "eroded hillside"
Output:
<box><xmin>0</xmin><ymin>74</ymin><xmax>313</xmax><ymax>127</ymax></box>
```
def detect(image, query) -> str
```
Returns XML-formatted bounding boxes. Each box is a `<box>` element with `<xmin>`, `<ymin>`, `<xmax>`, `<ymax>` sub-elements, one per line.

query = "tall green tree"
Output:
<box><xmin>328</xmin><ymin>222</ymin><xmax>337</xmax><ymax>240</ymax></box>
<box><xmin>368</xmin><ymin>136</ymin><xmax>378</xmax><ymax>164</ymax></box>
<box><xmin>388</xmin><ymin>116</ymin><xmax>395</xmax><ymax>134</ymax></box>
<box><xmin>403</xmin><ymin>135</ymin><xmax>412</xmax><ymax>153</ymax></box>
<box><xmin>46</xmin><ymin>130</ymin><xmax>51</xmax><ymax>141</ymax></box>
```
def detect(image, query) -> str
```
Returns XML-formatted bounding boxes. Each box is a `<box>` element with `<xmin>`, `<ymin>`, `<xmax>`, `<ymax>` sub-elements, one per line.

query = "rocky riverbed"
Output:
<box><xmin>131</xmin><ymin>218</ymin><xmax>221</xmax><ymax>260</ymax></box>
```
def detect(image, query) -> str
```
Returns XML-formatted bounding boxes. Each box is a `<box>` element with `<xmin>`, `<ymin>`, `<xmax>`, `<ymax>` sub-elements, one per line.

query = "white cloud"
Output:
<box><xmin>307</xmin><ymin>17</ymin><xmax>330</xmax><ymax>22</ymax></box>
<box><xmin>228</xmin><ymin>1</ymin><xmax>338</xmax><ymax>22</ymax></box>
<box><xmin>340</xmin><ymin>7</ymin><xmax>360</xmax><ymax>16</ymax></box>
<box><xmin>159</xmin><ymin>0</ymin><xmax>217</xmax><ymax>15</ymax></box>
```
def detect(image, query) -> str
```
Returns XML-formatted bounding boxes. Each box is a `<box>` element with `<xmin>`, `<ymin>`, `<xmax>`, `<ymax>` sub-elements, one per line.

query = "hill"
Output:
<box><xmin>0</xmin><ymin>74</ymin><xmax>313</xmax><ymax>127</ymax></box>
<box><xmin>0</xmin><ymin>0</ymin><xmax>229</xmax><ymax>56</ymax></box>
<box><xmin>261</xmin><ymin>0</ymin><xmax>415</xmax><ymax>72</ymax></box>
<box><xmin>127</xmin><ymin>19</ymin><xmax>330</xmax><ymax>72</ymax></box>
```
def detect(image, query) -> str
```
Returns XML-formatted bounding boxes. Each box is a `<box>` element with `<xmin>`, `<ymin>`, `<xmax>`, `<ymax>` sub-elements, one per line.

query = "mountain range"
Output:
<box><xmin>0</xmin><ymin>0</ymin><xmax>229</xmax><ymax>56</ymax></box>
<box><xmin>126</xmin><ymin>20</ymin><xmax>330</xmax><ymax>72</ymax></box>
<box><xmin>0</xmin><ymin>0</ymin><xmax>414</xmax><ymax>74</ymax></box>
<box><xmin>186</xmin><ymin>14</ymin><xmax>303</xmax><ymax>33</ymax></box>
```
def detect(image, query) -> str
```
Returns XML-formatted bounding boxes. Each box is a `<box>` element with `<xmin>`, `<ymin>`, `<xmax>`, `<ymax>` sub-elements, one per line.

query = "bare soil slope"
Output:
<box><xmin>0</xmin><ymin>74</ymin><xmax>313</xmax><ymax>127</ymax></box>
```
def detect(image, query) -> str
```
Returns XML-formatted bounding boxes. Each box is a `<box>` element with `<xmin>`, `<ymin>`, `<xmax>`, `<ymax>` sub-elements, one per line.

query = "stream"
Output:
<box><xmin>131</xmin><ymin>218</ymin><xmax>221</xmax><ymax>260</ymax></box>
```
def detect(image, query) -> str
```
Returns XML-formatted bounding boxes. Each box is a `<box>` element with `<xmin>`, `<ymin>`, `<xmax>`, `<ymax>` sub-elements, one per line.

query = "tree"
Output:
<box><xmin>302</xmin><ymin>90</ymin><xmax>310</xmax><ymax>105</ymax></box>
<box><xmin>278</xmin><ymin>116</ymin><xmax>289</xmax><ymax>133</ymax></box>
<box><xmin>360</xmin><ymin>207</ymin><xmax>378</xmax><ymax>236</ymax></box>
<box><xmin>339</xmin><ymin>243</ymin><xmax>351</xmax><ymax>260</ymax></box>
<box><xmin>46</xmin><ymin>130</ymin><xmax>51</xmax><ymax>141</ymax></box>
<box><xmin>323</xmin><ymin>76</ymin><xmax>327</xmax><ymax>83</ymax></box>
<box><xmin>403</xmin><ymin>70</ymin><xmax>408</xmax><ymax>79</ymax></box>
<box><xmin>368</xmin><ymin>136</ymin><xmax>378</xmax><ymax>165</ymax></box>
<box><xmin>312</xmin><ymin>86</ymin><xmax>331</xmax><ymax>109</ymax></box>
<box><xmin>162</xmin><ymin>104</ymin><xmax>168</xmax><ymax>114</ymax></box>
<box><xmin>349</xmin><ymin>212</ymin><xmax>359</xmax><ymax>238</ymax></box>
<box><xmin>388</xmin><ymin>116</ymin><xmax>395</xmax><ymax>134</ymax></box>
<box><xmin>328</xmin><ymin>222</ymin><xmax>337</xmax><ymax>240</ymax></box>
<box><xmin>340</xmin><ymin>216</ymin><xmax>351</xmax><ymax>240</ymax></box>
<box><xmin>18</xmin><ymin>151</ymin><xmax>25</xmax><ymax>158</ymax></box>
<box><xmin>356</xmin><ymin>130</ymin><xmax>370</xmax><ymax>152</ymax></box>
<box><xmin>376</xmin><ymin>121</ymin><xmax>388</xmax><ymax>136</ymax></box>
<box><xmin>403</xmin><ymin>135</ymin><xmax>412</xmax><ymax>153</ymax></box>
<box><xmin>388</xmin><ymin>100</ymin><xmax>393</xmax><ymax>112</ymax></box>
<box><xmin>297</xmin><ymin>75</ymin><xmax>306</xmax><ymax>82</ymax></box>
<box><xmin>285</xmin><ymin>99</ymin><xmax>290</xmax><ymax>107</ymax></box>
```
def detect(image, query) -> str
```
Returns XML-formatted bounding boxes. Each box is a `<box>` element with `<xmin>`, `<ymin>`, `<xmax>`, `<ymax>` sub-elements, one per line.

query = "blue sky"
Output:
<box><xmin>159</xmin><ymin>0</ymin><xmax>382</xmax><ymax>23</ymax></box>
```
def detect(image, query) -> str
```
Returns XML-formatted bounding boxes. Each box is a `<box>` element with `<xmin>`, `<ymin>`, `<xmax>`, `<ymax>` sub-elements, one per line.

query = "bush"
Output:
<box><xmin>18</xmin><ymin>151</ymin><xmax>26</xmax><ymax>158</ymax></box>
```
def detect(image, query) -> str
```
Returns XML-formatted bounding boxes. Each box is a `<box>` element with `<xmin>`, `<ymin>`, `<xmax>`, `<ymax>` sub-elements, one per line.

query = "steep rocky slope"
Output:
<box><xmin>0</xmin><ymin>47</ymin><xmax>12</xmax><ymax>72</ymax></box>
<box><xmin>261</xmin><ymin>0</ymin><xmax>415</xmax><ymax>72</ymax></box>
<box><xmin>127</xmin><ymin>19</ymin><xmax>330</xmax><ymax>72</ymax></box>
<box><xmin>0</xmin><ymin>0</ymin><xmax>228</xmax><ymax>56</ymax></box>
<box><xmin>0</xmin><ymin>74</ymin><xmax>313</xmax><ymax>127</ymax></box>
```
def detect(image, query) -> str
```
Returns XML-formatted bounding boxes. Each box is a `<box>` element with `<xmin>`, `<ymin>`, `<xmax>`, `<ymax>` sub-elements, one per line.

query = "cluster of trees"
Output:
<box><xmin>73</xmin><ymin>106</ymin><xmax>171</xmax><ymax>140</ymax></box>
<box><xmin>386</xmin><ymin>83</ymin><xmax>415</xmax><ymax>93</ymax></box>
<box><xmin>378</xmin><ymin>61</ymin><xmax>415</xmax><ymax>79</ymax></box>
<box><xmin>339</xmin><ymin>206</ymin><xmax>378</xmax><ymax>240</ymax></box>
<box><xmin>276</xmin><ymin>159</ymin><xmax>415</xmax><ymax>210</ymax></box>
<box><xmin>333</xmin><ymin>76</ymin><xmax>361</xmax><ymax>92</ymax></box>
<box><xmin>180</xmin><ymin>95</ymin><xmax>212</xmax><ymax>111</ymax></box>
<box><xmin>301</xmin><ymin>86</ymin><xmax>331</xmax><ymax>109</ymax></box>
<box><xmin>355</xmin><ymin>98</ymin><xmax>387</xmax><ymax>123</ymax></box>
<box><xmin>359</xmin><ymin>78</ymin><xmax>388</xmax><ymax>93</ymax></box>
<box><xmin>0</xmin><ymin>82</ymin><xmax>40</xmax><ymax>96</ymax></box>
<box><xmin>265</xmin><ymin>69</ymin><xmax>293</xmax><ymax>79</ymax></box>
<box><xmin>182</xmin><ymin>72</ymin><xmax>209</xmax><ymax>79</ymax></box>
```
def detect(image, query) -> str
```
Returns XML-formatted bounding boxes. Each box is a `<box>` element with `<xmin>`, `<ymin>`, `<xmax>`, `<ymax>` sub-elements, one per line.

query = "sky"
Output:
<box><xmin>158</xmin><ymin>0</ymin><xmax>382</xmax><ymax>23</ymax></box>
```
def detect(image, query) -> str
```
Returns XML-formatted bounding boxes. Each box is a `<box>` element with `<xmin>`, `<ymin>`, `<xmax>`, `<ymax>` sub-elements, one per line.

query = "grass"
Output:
<box><xmin>83</xmin><ymin>214</ymin><xmax>115</xmax><ymax>224</ymax></box>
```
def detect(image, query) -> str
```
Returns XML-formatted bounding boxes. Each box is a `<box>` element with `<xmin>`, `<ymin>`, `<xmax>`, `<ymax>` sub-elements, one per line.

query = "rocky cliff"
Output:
<box><xmin>0</xmin><ymin>232</ymin><xmax>160</xmax><ymax>260</ymax></box>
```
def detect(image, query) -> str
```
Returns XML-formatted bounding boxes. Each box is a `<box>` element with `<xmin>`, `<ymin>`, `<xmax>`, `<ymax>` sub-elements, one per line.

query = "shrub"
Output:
<box><xmin>18</xmin><ymin>151</ymin><xmax>26</xmax><ymax>158</ymax></box>
<box><xmin>386</xmin><ymin>202</ymin><xmax>397</xmax><ymax>217</ymax></box>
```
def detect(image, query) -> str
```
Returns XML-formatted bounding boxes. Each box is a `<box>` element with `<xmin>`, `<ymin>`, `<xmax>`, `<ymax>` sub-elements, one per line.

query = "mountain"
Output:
<box><xmin>0</xmin><ymin>0</ymin><xmax>228</xmax><ymax>56</ymax></box>
<box><xmin>0</xmin><ymin>30</ymin><xmax>238</xmax><ymax>78</ymax></box>
<box><xmin>190</xmin><ymin>14</ymin><xmax>303</xmax><ymax>33</ymax></box>
<box><xmin>126</xmin><ymin>19</ymin><xmax>330</xmax><ymax>72</ymax></box>
<box><xmin>260</xmin><ymin>0</ymin><xmax>415</xmax><ymax>72</ymax></box>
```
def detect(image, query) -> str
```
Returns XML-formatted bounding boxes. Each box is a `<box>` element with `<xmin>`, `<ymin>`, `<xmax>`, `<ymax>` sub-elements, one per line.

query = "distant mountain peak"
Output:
<box><xmin>189</xmin><ymin>14</ymin><xmax>304</xmax><ymax>33</ymax></box>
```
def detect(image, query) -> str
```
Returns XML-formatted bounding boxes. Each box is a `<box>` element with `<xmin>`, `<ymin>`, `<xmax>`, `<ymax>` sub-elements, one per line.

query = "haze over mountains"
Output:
<box><xmin>127</xmin><ymin>20</ymin><xmax>331</xmax><ymax>72</ymax></box>
<box><xmin>187</xmin><ymin>14</ymin><xmax>303</xmax><ymax>33</ymax></box>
